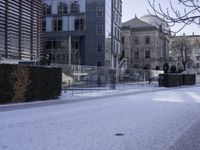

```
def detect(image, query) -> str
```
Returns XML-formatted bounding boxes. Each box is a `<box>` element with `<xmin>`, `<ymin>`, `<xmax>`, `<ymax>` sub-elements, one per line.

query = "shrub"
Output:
<box><xmin>0</xmin><ymin>64</ymin><xmax>62</xmax><ymax>104</ymax></box>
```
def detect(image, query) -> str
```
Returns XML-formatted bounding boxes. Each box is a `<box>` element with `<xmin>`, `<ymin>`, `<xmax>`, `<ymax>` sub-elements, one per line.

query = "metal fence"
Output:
<box><xmin>51</xmin><ymin>64</ymin><xmax>164</xmax><ymax>90</ymax></box>
<box><xmin>50</xmin><ymin>64</ymin><xmax>200</xmax><ymax>99</ymax></box>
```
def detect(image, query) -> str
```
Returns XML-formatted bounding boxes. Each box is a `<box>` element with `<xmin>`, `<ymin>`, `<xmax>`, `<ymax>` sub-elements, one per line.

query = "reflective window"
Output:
<box><xmin>70</xmin><ymin>1</ymin><xmax>80</xmax><ymax>13</ymax></box>
<box><xmin>42</xmin><ymin>21</ymin><xmax>46</xmax><ymax>32</ymax></box>
<box><xmin>96</xmin><ymin>7</ymin><xmax>103</xmax><ymax>17</ymax></box>
<box><xmin>58</xmin><ymin>2</ymin><xmax>68</xmax><ymax>14</ymax></box>
<box><xmin>53</xmin><ymin>20</ymin><xmax>62</xmax><ymax>31</ymax></box>
<box><xmin>145</xmin><ymin>51</ymin><xmax>151</xmax><ymax>59</ymax></box>
<box><xmin>75</xmin><ymin>19</ymin><xmax>85</xmax><ymax>31</ymax></box>
<box><xmin>97</xmin><ymin>43</ymin><xmax>103</xmax><ymax>52</ymax></box>
<box><xmin>97</xmin><ymin>25</ymin><xmax>103</xmax><ymax>35</ymax></box>
<box><xmin>43</xmin><ymin>3</ymin><xmax>51</xmax><ymax>15</ymax></box>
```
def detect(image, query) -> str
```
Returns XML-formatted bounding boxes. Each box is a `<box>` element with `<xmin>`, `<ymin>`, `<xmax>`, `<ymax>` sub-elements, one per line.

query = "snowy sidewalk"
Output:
<box><xmin>0</xmin><ymin>84</ymin><xmax>199</xmax><ymax>112</ymax></box>
<box><xmin>1</xmin><ymin>86</ymin><xmax>200</xmax><ymax>150</ymax></box>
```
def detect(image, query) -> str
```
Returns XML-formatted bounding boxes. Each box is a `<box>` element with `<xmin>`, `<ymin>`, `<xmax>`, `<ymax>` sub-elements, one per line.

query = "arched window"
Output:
<box><xmin>58</xmin><ymin>2</ymin><xmax>68</xmax><ymax>14</ymax></box>
<box><xmin>70</xmin><ymin>1</ymin><xmax>80</xmax><ymax>13</ymax></box>
<box><xmin>43</xmin><ymin>3</ymin><xmax>51</xmax><ymax>15</ymax></box>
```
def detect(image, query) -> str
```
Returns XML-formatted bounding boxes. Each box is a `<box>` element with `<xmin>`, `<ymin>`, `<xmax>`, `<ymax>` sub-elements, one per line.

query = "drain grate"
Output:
<box><xmin>115</xmin><ymin>133</ymin><xmax>124</xmax><ymax>136</ymax></box>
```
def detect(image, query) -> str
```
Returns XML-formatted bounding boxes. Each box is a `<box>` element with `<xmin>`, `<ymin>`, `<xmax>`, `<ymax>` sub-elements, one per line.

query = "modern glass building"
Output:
<box><xmin>0</xmin><ymin>0</ymin><xmax>42</xmax><ymax>62</ymax></box>
<box><xmin>42</xmin><ymin>0</ymin><xmax>122</xmax><ymax>68</ymax></box>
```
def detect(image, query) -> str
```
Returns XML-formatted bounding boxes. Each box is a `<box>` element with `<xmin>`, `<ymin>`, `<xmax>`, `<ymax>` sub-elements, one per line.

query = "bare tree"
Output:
<box><xmin>170</xmin><ymin>36</ymin><xmax>194</xmax><ymax>70</ymax></box>
<box><xmin>148</xmin><ymin>0</ymin><xmax>200</xmax><ymax>32</ymax></box>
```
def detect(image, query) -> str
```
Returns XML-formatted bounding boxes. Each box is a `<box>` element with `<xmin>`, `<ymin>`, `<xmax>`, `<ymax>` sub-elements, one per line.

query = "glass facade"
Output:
<box><xmin>0</xmin><ymin>0</ymin><xmax>42</xmax><ymax>60</ymax></box>
<box><xmin>105</xmin><ymin>0</ymin><xmax>112</xmax><ymax>67</ymax></box>
<box><xmin>43</xmin><ymin>0</ymin><xmax>122</xmax><ymax>67</ymax></box>
<box><xmin>42</xmin><ymin>0</ymin><xmax>85</xmax><ymax>65</ymax></box>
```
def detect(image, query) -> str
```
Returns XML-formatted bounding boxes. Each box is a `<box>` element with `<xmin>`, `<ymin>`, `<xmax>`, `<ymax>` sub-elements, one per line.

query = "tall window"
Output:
<box><xmin>75</xmin><ymin>18</ymin><xmax>85</xmax><ymax>31</ymax></box>
<box><xmin>133</xmin><ymin>64</ymin><xmax>139</xmax><ymax>68</ymax></box>
<box><xmin>70</xmin><ymin>1</ymin><xmax>80</xmax><ymax>13</ymax></box>
<box><xmin>96</xmin><ymin>7</ymin><xmax>103</xmax><ymax>17</ymax></box>
<box><xmin>97</xmin><ymin>43</ymin><xmax>103</xmax><ymax>52</ymax></box>
<box><xmin>196</xmin><ymin>56</ymin><xmax>200</xmax><ymax>61</ymax></box>
<box><xmin>145</xmin><ymin>36</ymin><xmax>151</xmax><ymax>44</ymax></box>
<box><xmin>134</xmin><ymin>36</ymin><xmax>139</xmax><ymax>45</ymax></box>
<box><xmin>43</xmin><ymin>4</ymin><xmax>51</xmax><ymax>15</ymax></box>
<box><xmin>145</xmin><ymin>51</ymin><xmax>150</xmax><ymax>59</ymax></box>
<box><xmin>197</xmin><ymin>63</ymin><xmax>200</xmax><ymax>68</ymax></box>
<box><xmin>58</xmin><ymin>2</ymin><xmax>68</xmax><ymax>14</ymax></box>
<box><xmin>97</xmin><ymin>25</ymin><xmax>103</xmax><ymax>35</ymax></box>
<box><xmin>97</xmin><ymin>61</ymin><xmax>103</xmax><ymax>66</ymax></box>
<box><xmin>134</xmin><ymin>51</ymin><xmax>139</xmax><ymax>59</ymax></box>
<box><xmin>42</xmin><ymin>21</ymin><xmax>46</xmax><ymax>32</ymax></box>
<box><xmin>53</xmin><ymin>20</ymin><xmax>62</xmax><ymax>31</ymax></box>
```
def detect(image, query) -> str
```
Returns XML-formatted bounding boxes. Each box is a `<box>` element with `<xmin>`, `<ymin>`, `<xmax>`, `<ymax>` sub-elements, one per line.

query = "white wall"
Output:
<box><xmin>62</xmin><ymin>16</ymin><xmax>69</xmax><ymax>31</ymax></box>
<box><xmin>78</xmin><ymin>0</ymin><xmax>86</xmax><ymax>12</ymax></box>
<box><xmin>46</xmin><ymin>17</ymin><xmax>53</xmax><ymax>32</ymax></box>
<box><xmin>52</xmin><ymin>0</ymin><xmax>58</xmax><ymax>14</ymax></box>
<box><xmin>69</xmin><ymin>16</ymin><xmax>75</xmax><ymax>31</ymax></box>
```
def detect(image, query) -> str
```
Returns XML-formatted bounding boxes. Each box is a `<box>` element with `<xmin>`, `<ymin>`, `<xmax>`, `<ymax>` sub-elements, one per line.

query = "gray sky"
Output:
<box><xmin>122</xmin><ymin>0</ymin><xmax>200</xmax><ymax>35</ymax></box>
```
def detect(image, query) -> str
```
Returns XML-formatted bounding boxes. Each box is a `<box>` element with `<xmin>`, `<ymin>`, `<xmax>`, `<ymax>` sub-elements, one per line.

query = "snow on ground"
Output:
<box><xmin>60</xmin><ymin>82</ymin><xmax>161</xmax><ymax>100</ymax></box>
<box><xmin>1</xmin><ymin>86</ymin><xmax>200</xmax><ymax>150</ymax></box>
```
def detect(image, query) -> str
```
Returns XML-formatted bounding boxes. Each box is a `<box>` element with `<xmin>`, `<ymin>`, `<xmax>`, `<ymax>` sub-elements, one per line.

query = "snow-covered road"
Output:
<box><xmin>1</xmin><ymin>86</ymin><xmax>200</xmax><ymax>150</ymax></box>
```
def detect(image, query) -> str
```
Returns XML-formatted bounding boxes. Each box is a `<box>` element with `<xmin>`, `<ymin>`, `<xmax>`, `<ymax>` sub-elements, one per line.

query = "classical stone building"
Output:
<box><xmin>122</xmin><ymin>15</ymin><xmax>170</xmax><ymax>69</ymax></box>
<box><xmin>170</xmin><ymin>34</ymin><xmax>200</xmax><ymax>70</ymax></box>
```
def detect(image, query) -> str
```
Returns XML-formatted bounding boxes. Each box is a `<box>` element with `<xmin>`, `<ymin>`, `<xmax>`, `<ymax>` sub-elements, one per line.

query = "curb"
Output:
<box><xmin>0</xmin><ymin>85</ymin><xmax>199</xmax><ymax>112</ymax></box>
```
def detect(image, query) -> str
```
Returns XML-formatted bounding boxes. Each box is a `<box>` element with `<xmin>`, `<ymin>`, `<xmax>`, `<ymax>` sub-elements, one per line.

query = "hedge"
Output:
<box><xmin>0</xmin><ymin>64</ymin><xmax>62</xmax><ymax>104</ymax></box>
<box><xmin>158</xmin><ymin>74</ymin><xmax>196</xmax><ymax>87</ymax></box>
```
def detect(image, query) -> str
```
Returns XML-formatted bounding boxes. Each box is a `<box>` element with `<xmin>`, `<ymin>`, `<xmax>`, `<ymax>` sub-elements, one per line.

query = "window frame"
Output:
<box><xmin>96</xmin><ymin>7</ymin><xmax>103</xmax><ymax>17</ymax></box>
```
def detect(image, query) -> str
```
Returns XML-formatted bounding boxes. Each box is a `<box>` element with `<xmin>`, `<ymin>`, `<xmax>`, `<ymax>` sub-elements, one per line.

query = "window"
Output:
<box><xmin>144</xmin><ymin>64</ymin><xmax>151</xmax><ymax>69</ymax></box>
<box><xmin>58</xmin><ymin>20</ymin><xmax>62</xmax><ymax>31</ymax></box>
<box><xmin>58</xmin><ymin>2</ymin><xmax>68</xmax><ymax>14</ymax></box>
<box><xmin>116</xmin><ymin>13</ymin><xmax>119</xmax><ymax>23</ymax></box>
<box><xmin>133</xmin><ymin>64</ymin><xmax>139</xmax><ymax>68</ymax></box>
<box><xmin>45</xmin><ymin>41</ymin><xmax>52</xmax><ymax>49</ymax></box>
<box><xmin>96</xmin><ymin>7</ymin><xmax>103</xmax><ymax>17</ymax></box>
<box><xmin>145</xmin><ymin>51</ymin><xmax>150</xmax><ymax>59</ymax></box>
<box><xmin>70</xmin><ymin>1</ymin><xmax>80</xmax><ymax>13</ymax></box>
<box><xmin>42</xmin><ymin>21</ymin><xmax>46</xmax><ymax>32</ymax></box>
<box><xmin>134</xmin><ymin>37</ymin><xmax>139</xmax><ymax>45</ymax></box>
<box><xmin>72</xmin><ymin>40</ymin><xmax>79</xmax><ymax>50</ymax></box>
<box><xmin>97</xmin><ymin>43</ymin><xmax>103</xmax><ymax>52</ymax></box>
<box><xmin>97</xmin><ymin>25</ymin><xmax>103</xmax><ymax>35</ymax></box>
<box><xmin>197</xmin><ymin>63</ymin><xmax>200</xmax><ymax>68</ymax></box>
<box><xmin>115</xmin><ymin>26</ymin><xmax>117</xmax><ymax>37</ymax></box>
<box><xmin>43</xmin><ymin>4</ymin><xmax>51</xmax><ymax>15</ymax></box>
<box><xmin>97</xmin><ymin>61</ymin><xmax>103</xmax><ymax>66</ymax></box>
<box><xmin>134</xmin><ymin>51</ymin><xmax>139</xmax><ymax>59</ymax></box>
<box><xmin>145</xmin><ymin>36</ymin><xmax>150</xmax><ymax>44</ymax></box>
<box><xmin>53</xmin><ymin>20</ymin><xmax>62</xmax><ymax>31</ymax></box>
<box><xmin>196</xmin><ymin>56</ymin><xmax>200</xmax><ymax>61</ymax></box>
<box><xmin>121</xmin><ymin>37</ymin><xmax>125</xmax><ymax>45</ymax></box>
<box><xmin>75</xmin><ymin>19</ymin><xmax>85</xmax><ymax>31</ymax></box>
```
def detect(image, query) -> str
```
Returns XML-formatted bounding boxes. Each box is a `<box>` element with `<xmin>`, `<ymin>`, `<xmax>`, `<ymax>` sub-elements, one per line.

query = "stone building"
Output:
<box><xmin>121</xmin><ymin>15</ymin><xmax>170</xmax><ymax>70</ymax></box>
<box><xmin>170</xmin><ymin>34</ymin><xmax>200</xmax><ymax>70</ymax></box>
